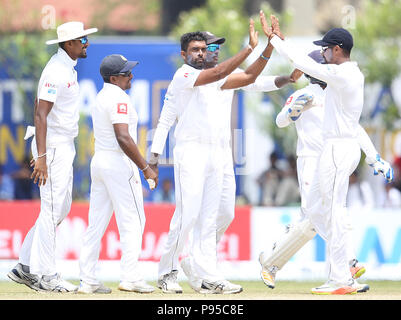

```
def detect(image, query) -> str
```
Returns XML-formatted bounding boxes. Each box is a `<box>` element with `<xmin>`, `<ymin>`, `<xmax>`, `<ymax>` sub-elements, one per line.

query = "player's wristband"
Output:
<box><xmin>260</xmin><ymin>54</ymin><xmax>270</xmax><ymax>61</ymax></box>
<box><xmin>247</xmin><ymin>44</ymin><xmax>253</xmax><ymax>51</ymax></box>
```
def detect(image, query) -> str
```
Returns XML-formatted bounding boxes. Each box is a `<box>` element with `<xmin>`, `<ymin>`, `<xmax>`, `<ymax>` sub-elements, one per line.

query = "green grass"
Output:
<box><xmin>1</xmin><ymin>280</ymin><xmax>400</xmax><ymax>300</ymax></box>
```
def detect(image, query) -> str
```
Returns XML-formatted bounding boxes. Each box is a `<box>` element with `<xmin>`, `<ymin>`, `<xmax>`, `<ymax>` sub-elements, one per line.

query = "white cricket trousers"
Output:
<box><xmin>158</xmin><ymin>141</ymin><xmax>224</xmax><ymax>281</ymax></box>
<box><xmin>79</xmin><ymin>151</ymin><xmax>145</xmax><ymax>285</ymax></box>
<box><xmin>304</xmin><ymin>138</ymin><xmax>360</xmax><ymax>285</ymax></box>
<box><xmin>297</xmin><ymin>156</ymin><xmax>357</xmax><ymax>263</ymax></box>
<box><xmin>19</xmin><ymin>139</ymin><xmax>75</xmax><ymax>276</ymax></box>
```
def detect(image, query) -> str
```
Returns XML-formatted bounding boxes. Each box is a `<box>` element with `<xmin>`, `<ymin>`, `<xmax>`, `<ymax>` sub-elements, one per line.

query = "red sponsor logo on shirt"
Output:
<box><xmin>44</xmin><ymin>82</ymin><xmax>56</xmax><ymax>88</ymax></box>
<box><xmin>67</xmin><ymin>81</ymin><xmax>76</xmax><ymax>88</ymax></box>
<box><xmin>184</xmin><ymin>72</ymin><xmax>189</xmax><ymax>78</ymax></box>
<box><xmin>285</xmin><ymin>96</ymin><xmax>293</xmax><ymax>105</ymax></box>
<box><xmin>117</xmin><ymin>103</ymin><xmax>128</xmax><ymax>114</ymax></box>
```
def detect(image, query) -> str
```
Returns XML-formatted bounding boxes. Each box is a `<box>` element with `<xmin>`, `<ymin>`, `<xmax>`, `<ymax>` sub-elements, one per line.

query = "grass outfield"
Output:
<box><xmin>1</xmin><ymin>280</ymin><xmax>400</xmax><ymax>300</ymax></box>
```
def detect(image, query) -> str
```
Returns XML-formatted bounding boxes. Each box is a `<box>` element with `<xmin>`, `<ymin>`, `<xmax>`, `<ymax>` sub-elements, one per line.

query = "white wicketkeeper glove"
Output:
<box><xmin>368</xmin><ymin>154</ymin><xmax>394</xmax><ymax>183</ymax></box>
<box><xmin>287</xmin><ymin>93</ymin><xmax>314</xmax><ymax>122</ymax></box>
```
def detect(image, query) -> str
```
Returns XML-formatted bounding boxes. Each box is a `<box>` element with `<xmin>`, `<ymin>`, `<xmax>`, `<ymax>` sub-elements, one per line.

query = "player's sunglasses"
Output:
<box><xmin>74</xmin><ymin>36</ymin><xmax>88</xmax><ymax>45</ymax></box>
<box><xmin>207</xmin><ymin>44</ymin><xmax>220</xmax><ymax>52</ymax></box>
<box><xmin>321</xmin><ymin>45</ymin><xmax>334</xmax><ymax>53</ymax></box>
<box><xmin>113</xmin><ymin>71</ymin><xmax>132</xmax><ymax>77</ymax></box>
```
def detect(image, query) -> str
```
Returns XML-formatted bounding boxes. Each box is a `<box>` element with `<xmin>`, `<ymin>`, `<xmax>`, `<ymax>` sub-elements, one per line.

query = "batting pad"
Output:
<box><xmin>260</xmin><ymin>219</ymin><xmax>316</xmax><ymax>270</ymax></box>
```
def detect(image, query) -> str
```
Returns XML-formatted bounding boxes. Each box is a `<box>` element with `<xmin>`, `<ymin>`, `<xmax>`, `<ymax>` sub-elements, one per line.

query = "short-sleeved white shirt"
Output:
<box><xmin>37</xmin><ymin>48</ymin><xmax>80</xmax><ymax>146</ymax></box>
<box><xmin>92</xmin><ymin>83</ymin><xmax>138</xmax><ymax>152</ymax></box>
<box><xmin>167</xmin><ymin>64</ymin><xmax>226</xmax><ymax>144</ymax></box>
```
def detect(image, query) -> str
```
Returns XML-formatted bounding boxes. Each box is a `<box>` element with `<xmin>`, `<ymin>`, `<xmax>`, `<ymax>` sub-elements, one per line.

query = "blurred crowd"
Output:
<box><xmin>1</xmin><ymin>152</ymin><xmax>400</xmax><ymax>208</ymax></box>
<box><xmin>253</xmin><ymin>151</ymin><xmax>401</xmax><ymax>209</ymax></box>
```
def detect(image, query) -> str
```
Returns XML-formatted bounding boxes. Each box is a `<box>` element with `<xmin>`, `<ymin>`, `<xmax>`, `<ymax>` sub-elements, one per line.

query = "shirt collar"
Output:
<box><xmin>103</xmin><ymin>82</ymin><xmax>125</xmax><ymax>93</ymax></box>
<box><xmin>57</xmin><ymin>47</ymin><xmax>77</xmax><ymax>68</ymax></box>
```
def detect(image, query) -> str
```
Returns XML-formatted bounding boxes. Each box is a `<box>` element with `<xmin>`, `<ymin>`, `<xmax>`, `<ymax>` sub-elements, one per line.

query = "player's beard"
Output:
<box><xmin>186</xmin><ymin>54</ymin><xmax>204</xmax><ymax>69</ymax></box>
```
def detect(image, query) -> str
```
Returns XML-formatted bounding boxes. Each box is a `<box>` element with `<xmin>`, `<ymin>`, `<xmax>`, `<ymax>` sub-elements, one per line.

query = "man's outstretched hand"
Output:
<box><xmin>271</xmin><ymin>14</ymin><xmax>284</xmax><ymax>40</ymax></box>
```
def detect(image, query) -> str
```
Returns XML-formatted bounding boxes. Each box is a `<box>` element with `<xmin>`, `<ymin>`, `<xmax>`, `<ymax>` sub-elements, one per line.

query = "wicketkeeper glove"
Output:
<box><xmin>368</xmin><ymin>154</ymin><xmax>394</xmax><ymax>183</ymax></box>
<box><xmin>287</xmin><ymin>93</ymin><xmax>314</xmax><ymax>122</ymax></box>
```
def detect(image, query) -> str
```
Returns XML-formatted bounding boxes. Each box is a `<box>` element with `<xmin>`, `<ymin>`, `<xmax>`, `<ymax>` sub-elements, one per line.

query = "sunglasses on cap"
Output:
<box><xmin>207</xmin><ymin>44</ymin><xmax>220</xmax><ymax>52</ymax></box>
<box><xmin>74</xmin><ymin>36</ymin><xmax>88</xmax><ymax>45</ymax></box>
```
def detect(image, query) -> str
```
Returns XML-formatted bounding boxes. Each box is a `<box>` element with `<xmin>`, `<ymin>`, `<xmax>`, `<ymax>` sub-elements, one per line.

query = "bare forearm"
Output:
<box><xmin>117</xmin><ymin>135</ymin><xmax>148</xmax><ymax>170</ymax></box>
<box><xmin>195</xmin><ymin>46</ymin><xmax>253</xmax><ymax>86</ymax></box>
<box><xmin>274</xmin><ymin>75</ymin><xmax>292</xmax><ymax>88</ymax></box>
<box><xmin>34</xmin><ymin>113</ymin><xmax>47</xmax><ymax>156</ymax></box>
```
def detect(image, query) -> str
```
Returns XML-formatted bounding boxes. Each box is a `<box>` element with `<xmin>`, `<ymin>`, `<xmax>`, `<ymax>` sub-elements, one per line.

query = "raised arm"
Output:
<box><xmin>194</xmin><ymin>19</ymin><xmax>258</xmax><ymax>87</ymax></box>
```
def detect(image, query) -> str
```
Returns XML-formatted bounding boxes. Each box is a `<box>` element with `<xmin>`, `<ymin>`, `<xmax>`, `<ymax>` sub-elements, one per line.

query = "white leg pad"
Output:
<box><xmin>260</xmin><ymin>219</ymin><xmax>316</xmax><ymax>270</ymax></box>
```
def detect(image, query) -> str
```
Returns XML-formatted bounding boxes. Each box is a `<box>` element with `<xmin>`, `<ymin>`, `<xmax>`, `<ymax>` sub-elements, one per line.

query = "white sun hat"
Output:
<box><xmin>46</xmin><ymin>21</ymin><xmax>98</xmax><ymax>45</ymax></box>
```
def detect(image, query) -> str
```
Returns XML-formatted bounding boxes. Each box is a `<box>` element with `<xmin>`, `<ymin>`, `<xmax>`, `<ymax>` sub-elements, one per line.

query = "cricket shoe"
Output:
<box><xmin>7</xmin><ymin>263</ymin><xmax>42</xmax><ymax>292</ymax></box>
<box><xmin>180</xmin><ymin>257</ymin><xmax>202</xmax><ymax>292</ymax></box>
<box><xmin>118</xmin><ymin>280</ymin><xmax>155</xmax><ymax>293</ymax></box>
<box><xmin>349</xmin><ymin>259</ymin><xmax>366</xmax><ymax>279</ymax></box>
<box><xmin>200</xmin><ymin>279</ymin><xmax>243</xmax><ymax>294</ymax></box>
<box><xmin>311</xmin><ymin>280</ymin><xmax>356</xmax><ymax>295</ymax></box>
<box><xmin>76</xmin><ymin>280</ymin><xmax>112</xmax><ymax>294</ymax></box>
<box><xmin>38</xmin><ymin>273</ymin><xmax>78</xmax><ymax>292</ymax></box>
<box><xmin>157</xmin><ymin>270</ymin><xmax>183</xmax><ymax>294</ymax></box>
<box><xmin>350</xmin><ymin>279</ymin><xmax>370</xmax><ymax>293</ymax></box>
<box><xmin>259</xmin><ymin>252</ymin><xmax>277</xmax><ymax>289</ymax></box>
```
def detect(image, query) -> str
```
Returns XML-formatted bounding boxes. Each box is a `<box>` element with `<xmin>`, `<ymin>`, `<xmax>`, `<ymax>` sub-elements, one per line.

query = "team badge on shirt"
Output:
<box><xmin>117</xmin><ymin>103</ymin><xmax>128</xmax><ymax>114</ymax></box>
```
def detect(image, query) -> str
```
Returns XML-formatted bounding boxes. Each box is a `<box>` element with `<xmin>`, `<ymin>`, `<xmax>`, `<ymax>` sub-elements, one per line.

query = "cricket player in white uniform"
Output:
<box><xmin>259</xmin><ymin>50</ymin><xmax>393</xmax><ymax>293</ymax></box>
<box><xmin>260</xmin><ymin>12</ymin><xmax>394</xmax><ymax>294</ymax></box>
<box><xmin>7</xmin><ymin>22</ymin><xmax>97</xmax><ymax>292</ymax></box>
<box><xmin>150</xmin><ymin>23</ymin><xmax>269</xmax><ymax>294</ymax></box>
<box><xmin>179</xmin><ymin>31</ymin><xmax>300</xmax><ymax>293</ymax></box>
<box><xmin>77</xmin><ymin>55</ymin><xmax>157</xmax><ymax>294</ymax></box>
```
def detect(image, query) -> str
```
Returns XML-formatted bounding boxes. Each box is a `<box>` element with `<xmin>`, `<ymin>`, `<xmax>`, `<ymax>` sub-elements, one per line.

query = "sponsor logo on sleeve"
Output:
<box><xmin>117</xmin><ymin>103</ymin><xmax>128</xmax><ymax>114</ymax></box>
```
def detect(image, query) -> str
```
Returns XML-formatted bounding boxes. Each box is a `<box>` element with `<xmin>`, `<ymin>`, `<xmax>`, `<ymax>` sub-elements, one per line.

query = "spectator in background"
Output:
<box><xmin>153</xmin><ymin>178</ymin><xmax>175</xmax><ymax>203</ymax></box>
<box><xmin>0</xmin><ymin>165</ymin><xmax>14</xmax><ymax>200</ymax></box>
<box><xmin>346</xmin><ymin>170</ymin><xmax>375</xmax><ymax>209</ymax></box>
<box><xmin>257</xmin><ymin>151</ymin><xmax>284</xmax><ymax>206</ymax></box>
<box><xmin>11</xmin><ymin>157</ymin><xmax>36</xmax><ymax>200</ymax></box>
<box><xmin>378</xmin><ymin>181</ymin><xmax>401</xmax><ymax>208</ymax></box>
<box><xmin>274</xmin><ymin>154</ymin><xmax>300</xmax><ymax>206</ymax></box>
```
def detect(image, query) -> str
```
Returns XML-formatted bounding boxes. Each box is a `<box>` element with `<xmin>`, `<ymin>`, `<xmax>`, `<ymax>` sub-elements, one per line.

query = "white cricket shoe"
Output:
<box><xmin>350</xmin><ymin>279</ymin><xmax>370</xmax><ymax>293</ymax></box>
<box><xmin>76</xmin><ymin>280</ymin><xmax>112</xmax><ymax>294</ymax></box>
<box><xmin>200</xmin><ymin>279</ymin><xmax>243</xmax><ymax>294</ymax></box>
<box><xmin>157</xmin><ymin>270</ymin><xmax>183</xmax><ymax>294</ymax></box>
<box><xmin>7</xmin><ymin>263</ymin><xmax>41</xmax><ymax>292</ymax></box>
<box><xmin>118</xmin><ymin>280</ymin><xmax>155</xmax><ymax>293</ymax></box>
<box><xmin>39</xmin><ymin>273</ymin><xmax>78</xmax><ymax>293</ymax></box>
<box><xmin>180</xmin><ymin>257</ymin><xmax>202</xmax><ymax>292</ymax></box>
<box><xmin>311</xmin><ymin>280</ymin><xmax>356</xmax><ymax>295</ymax></box>
<box><xmin>259</xmin><ymin>252</ymin><xmax>277</xmax><ymax>289</ymax></box>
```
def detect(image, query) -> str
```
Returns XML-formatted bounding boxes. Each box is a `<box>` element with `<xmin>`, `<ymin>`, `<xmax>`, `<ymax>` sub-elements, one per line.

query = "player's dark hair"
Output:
<box><xmin>180</xmin><ymin>32</ymin><xmax>207</xmax><ymax>52</ymax></box>
<box><xmin>102</xmin><ymin>76</ymin><xmax>111</xmax><ymax>83</ymax></box>
<box><xmin>58</xmin><ymin>42</ymin><xmax>66</xmax><ymax>50</ymax></box>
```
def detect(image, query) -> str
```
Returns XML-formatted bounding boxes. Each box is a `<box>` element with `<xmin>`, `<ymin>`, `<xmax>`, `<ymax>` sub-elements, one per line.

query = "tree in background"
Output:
<box><xmin>353</xmin><ymin>0</ymin><xmax>401</xmax><ymax>131</ymax></box>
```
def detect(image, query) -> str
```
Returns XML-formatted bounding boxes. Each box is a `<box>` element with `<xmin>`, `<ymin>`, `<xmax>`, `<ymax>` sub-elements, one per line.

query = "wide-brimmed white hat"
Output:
<box><xmin>46</xmin><ymin>21</ymin><xmax>98</xmax><ymax>45</ymax></box>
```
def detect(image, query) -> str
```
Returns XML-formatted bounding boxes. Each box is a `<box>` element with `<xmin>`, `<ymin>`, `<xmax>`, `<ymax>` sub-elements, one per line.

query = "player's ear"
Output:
<box><xmin>180</xmin><ymin>50</ymin><xmax>187</xmax><ymax>61</ymax></box>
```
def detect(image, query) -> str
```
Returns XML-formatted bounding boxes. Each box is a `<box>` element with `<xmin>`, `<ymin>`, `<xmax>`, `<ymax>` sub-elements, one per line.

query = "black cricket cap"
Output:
<box><xmin>202</xmin><ymin>31</ymin><xmax>225</xmax><ymax>45</ymax></box>
<box><xmin>100</xmin><ymin>54</ymin><xmax>138</xmax><ymax>77</ymax></box>
<box><xmin>313</xmin><ymin>28</ymin><xmax>353</xmax><ymax>52</ymax></box>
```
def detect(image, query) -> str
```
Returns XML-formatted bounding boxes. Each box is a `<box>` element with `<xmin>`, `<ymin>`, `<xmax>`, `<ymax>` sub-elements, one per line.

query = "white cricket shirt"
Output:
<box><xmin>276</xmin><ymin>83</ymin><xmax>325</xmax><ymax>157</ymax></box>
<box><xmin>92</xmin><ymin>83</ymin><xmax>138</xmax><ymax>152</ymax></box>
<box><xmin>37</xmin><ymin>48</ymin><xmax>80</xmax><ymax>146</ymax></box>
<box><xmin>271</xmin><ymin>35</ymin><xmax>364</xmax><ymax>140</ymax></box>
<box><xmin>151</xmin><ymin>65</ymin><xmax>280</xmax><ymax>155</ymax></box>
